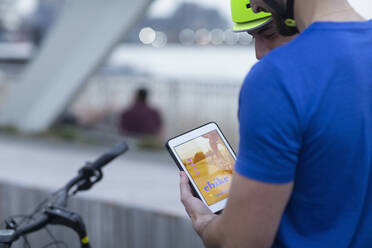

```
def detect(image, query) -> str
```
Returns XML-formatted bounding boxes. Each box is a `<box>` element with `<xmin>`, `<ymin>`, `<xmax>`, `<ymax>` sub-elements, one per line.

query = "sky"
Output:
<box><xmin>149</xmin><ymin>0</ymin><xmax>372</xmax><ymax>19</ymax></box>
<box><xmin>16</xmin><ymin>0</ymin><xmax>372</xmax><ymax>20</ymax></box>
<box><xmin>15</xmin><ymin>0</ymin><xmax>37</xmax><ymax>15</ymax></box>
<box><xmin>148</xmin><ymin>0</ymin><xmax>230</xmax><ymax>17</ymax></box>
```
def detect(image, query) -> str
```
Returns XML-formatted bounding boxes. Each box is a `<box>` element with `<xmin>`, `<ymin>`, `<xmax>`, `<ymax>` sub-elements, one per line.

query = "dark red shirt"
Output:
<box><xmin>120</xmin><ymin>102</ymin><xmax>162</xmax><ymax>136</ymax></box>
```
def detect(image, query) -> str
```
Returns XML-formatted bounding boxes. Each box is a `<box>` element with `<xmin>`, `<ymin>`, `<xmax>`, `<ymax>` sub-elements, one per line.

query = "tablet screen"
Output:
<box><xmin>175</xmin><ymin>130</ymin><xmax>235</xmax><ymax>205</ymax></box>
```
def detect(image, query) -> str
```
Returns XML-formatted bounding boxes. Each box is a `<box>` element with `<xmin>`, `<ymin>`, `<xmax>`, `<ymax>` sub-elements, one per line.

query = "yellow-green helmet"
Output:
<box><xmin>231</xmin><ymin>0</ymin><xmax>272</xmax><ymax>32</ymax></box>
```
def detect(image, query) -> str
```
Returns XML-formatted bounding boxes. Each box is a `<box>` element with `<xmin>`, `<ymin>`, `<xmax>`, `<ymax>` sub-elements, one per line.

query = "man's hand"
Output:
<box><xmin>179</xmin><ymin>171</ymin><xmax>217</xmax><ymax>236</ymax></box>
<box><xmin>180</xmin><ymin>171</ymin><xmax>293</xmax><ymax>248</ymax></box>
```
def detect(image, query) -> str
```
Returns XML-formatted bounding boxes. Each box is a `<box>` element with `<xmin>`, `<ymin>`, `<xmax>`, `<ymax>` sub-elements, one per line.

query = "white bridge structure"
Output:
<box><xmin>0</xmin><ymin>0</ymin><xmax>153</xmax><ymax>132</ymax></box>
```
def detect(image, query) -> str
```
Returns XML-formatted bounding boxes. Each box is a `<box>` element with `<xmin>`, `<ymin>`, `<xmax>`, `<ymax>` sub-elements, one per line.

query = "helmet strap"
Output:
<box><xmin>263</xmin><ymin>0</ymin><xmax>299</xmax><ymax>36</ymax></box>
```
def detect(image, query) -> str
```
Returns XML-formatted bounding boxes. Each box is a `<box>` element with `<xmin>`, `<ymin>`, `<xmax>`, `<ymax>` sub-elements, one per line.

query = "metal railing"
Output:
<box><xmin>70</xmin><ymin>74</ymin><xmax>242</xmax><ymax>149</ymax></box>
<box><xmin>0</xmin><ymin>68</ymin><xmax>242</xmax><ymax>148</ymax></box>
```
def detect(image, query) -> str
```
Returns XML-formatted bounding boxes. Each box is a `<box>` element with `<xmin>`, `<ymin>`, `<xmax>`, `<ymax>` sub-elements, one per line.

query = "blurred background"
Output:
<box><xmin>0</xmin><ymin>0</ymin><xmax>371</xmax><ymax>247</ymax></box>
<box><xmin>0</xmin><ymin>0</ymin><xmax>258</xmax><ymax>148</ymax></box>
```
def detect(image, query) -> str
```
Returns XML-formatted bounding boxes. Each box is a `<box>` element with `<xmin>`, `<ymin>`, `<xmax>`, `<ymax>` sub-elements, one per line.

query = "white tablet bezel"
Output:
<box><xmin>167</xmin><ymin>122</ymin><xmax>236</xmax><ymax>213</ymax></box>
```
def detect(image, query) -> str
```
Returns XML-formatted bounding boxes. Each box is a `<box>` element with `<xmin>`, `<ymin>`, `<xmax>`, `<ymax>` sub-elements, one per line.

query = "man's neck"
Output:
<box><xmin>294</xmin><ymin>0</ymin><xmax>366</xmax><ymax>32</ymax></box>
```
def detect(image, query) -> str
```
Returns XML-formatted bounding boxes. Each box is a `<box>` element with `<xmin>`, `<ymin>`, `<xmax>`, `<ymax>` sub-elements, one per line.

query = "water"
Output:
<box><xmin>108</xmin><ymin>44</ymin><xmax>258</xmax><ymax>81</ymax></box>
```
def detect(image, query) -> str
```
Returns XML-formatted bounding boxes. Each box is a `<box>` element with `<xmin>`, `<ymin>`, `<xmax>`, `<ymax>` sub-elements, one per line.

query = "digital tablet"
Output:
<box><xmin>166</xmin><ymin>122</ymin><xmax>236</xmax><ymax>213</ymax></box>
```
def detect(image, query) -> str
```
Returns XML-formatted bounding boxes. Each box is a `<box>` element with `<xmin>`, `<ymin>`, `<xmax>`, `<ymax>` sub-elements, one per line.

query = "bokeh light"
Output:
<box><xmin>195</xmin><ymin>28</ymin><xmax>211</xmax><ymax>45</ymax></box>
<box><xmin>152</xmin><ymin>31</ymin><xmax>168</xmax><ymax>48</ymax></box>
<box><xmin>139</xmin><ymin>27</ymin><xmax>156</xmax><ymax>44</ymax></box>
<box><xmin>224</xmin><ymin>29</ymin><xmax>238</xmax><ymax>45</ymax></box>
<box><xmin>179</xmin><ymin>29</ymin><xmax>195</xmax><ymax>45</ymax></box>
<box><xmin>210</xmin><ymin>29</ymin><xmax>224</xmax><ymax>45</ymax></box>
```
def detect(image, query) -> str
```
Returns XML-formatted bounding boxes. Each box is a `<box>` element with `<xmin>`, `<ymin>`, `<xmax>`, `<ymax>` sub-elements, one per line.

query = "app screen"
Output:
<box><xmin>175</xmin><ymin>130</ymin><xmax>235</xmax><ymax>205</ymax></box>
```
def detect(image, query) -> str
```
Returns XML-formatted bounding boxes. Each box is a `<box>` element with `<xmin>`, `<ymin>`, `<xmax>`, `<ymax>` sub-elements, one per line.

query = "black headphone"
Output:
<box><xmin>263</xmin><ymin>0</ymin><xmax>299</xmax><ymax>36</ymax></box>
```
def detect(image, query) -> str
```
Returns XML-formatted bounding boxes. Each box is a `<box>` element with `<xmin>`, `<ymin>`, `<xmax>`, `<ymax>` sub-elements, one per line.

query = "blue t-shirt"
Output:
<box><xmin>236</xmin><ymin>21</ymin><xmax>372</xmax><ymax>247</ymax></box>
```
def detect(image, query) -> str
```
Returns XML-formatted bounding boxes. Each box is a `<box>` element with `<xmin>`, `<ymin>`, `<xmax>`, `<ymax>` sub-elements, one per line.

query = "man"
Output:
<box><xmin>180</xmin><ymin>0</ymin><xmax>371</xmax><ymax>247</ymax></box>
<box><xmin>231</xmin><ymin>0</ymin><xmax>295</xmax><ymax>59</ymax></box>
<box><xmin>120</xmin><ymin>88</ymin><xmax>162</xmax><ymax>136</ymax></box>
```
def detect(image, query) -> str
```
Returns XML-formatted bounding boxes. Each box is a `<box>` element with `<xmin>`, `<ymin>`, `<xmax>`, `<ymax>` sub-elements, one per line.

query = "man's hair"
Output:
<box><xmin>136</xmin><ymin>88</ymin><xmax>148</xmax><ymax>102</ymax></box>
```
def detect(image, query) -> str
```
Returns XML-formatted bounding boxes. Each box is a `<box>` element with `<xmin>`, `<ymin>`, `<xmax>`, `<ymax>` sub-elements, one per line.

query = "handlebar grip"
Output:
<box><xmin>91</xmin><ymin>142</ymin><xmax>129</xmax><ymax>170</ymax></box>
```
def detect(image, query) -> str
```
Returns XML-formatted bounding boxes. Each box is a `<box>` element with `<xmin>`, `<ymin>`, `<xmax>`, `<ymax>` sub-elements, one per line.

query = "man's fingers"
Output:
<box><xmin>180</xmin><ymin>171</ymin><xmax>193</xmax><ymax>204</ymax></box>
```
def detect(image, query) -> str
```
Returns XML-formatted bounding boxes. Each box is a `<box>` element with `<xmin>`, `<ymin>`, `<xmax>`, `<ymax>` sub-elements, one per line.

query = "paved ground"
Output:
<box><xmin>0</xmin><ymin>134</ymin><xmax>187</xmax><ymax>217</ymax></box>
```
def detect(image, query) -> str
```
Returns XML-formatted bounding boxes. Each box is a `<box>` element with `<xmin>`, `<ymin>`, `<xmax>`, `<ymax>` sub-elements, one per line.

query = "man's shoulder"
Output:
<box><xmin>264</xmin><ymin>21</ymin><xmax>372</xmax><ymax>67</ymax></box>
<box><xmin>243</xmin><ymin>52</ymin><xmax>294</xmax><ymax>89</ymax></box>
<box><xmin>241</xmin><ymin>35</ymin><xmax>316</xmax><ymax>112</ymax></box>
<box><xmin>248</xmin><ymin>28</ymin><xmax>331</xmax><ymax>87</ymax></box>
<box><xmin>263</xmin><ymin>31</ymin><xmax>321</xmax><ymax>66</ymax></box>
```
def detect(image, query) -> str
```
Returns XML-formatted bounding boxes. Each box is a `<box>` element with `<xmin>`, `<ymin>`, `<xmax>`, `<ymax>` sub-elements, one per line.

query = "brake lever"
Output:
<box><xmin>73</xmin><ymin>162</ymin><xmax>103</xmax><ymax>194</ymax></box>
<box><xmin>4</xmin><ymin>218</ymin><xmax>18</xmax><ymax>230</ymax></box>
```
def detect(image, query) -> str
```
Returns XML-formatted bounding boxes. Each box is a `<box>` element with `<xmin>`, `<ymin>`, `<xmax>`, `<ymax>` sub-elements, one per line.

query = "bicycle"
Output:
<box><xmin>0</xmin><ymin>141</ymin><xmax>129</xmax><ymax>248</ymax></box>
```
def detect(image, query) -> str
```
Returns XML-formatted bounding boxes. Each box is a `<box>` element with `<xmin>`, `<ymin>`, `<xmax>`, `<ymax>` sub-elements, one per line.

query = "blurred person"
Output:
<box><xmin>119</xmin><ymin>88</ymin><xmax>163</xmax><ymax>137</ymax></box>
<box><xmin>231</xmin><ymin>0</ymin><xmax>296</xmax><ymax>59</ymax></box>
<box><xmin>180</xmin><ymin>0</ymin><xmax>372</xmax><ymax>248</ymax></box>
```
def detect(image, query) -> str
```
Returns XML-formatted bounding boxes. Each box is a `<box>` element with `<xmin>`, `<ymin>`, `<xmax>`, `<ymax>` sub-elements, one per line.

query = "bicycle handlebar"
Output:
<box><xmin>14</xmin><ymin>215</ymin><xmax>50</xmax><ymax>240</ymax></box>
<box><xmin>58</xmin><ymin>141</ymin><xmax>129</xmax><ymax>207</ymax></box>
<box><xmin>90</xmin><ymin>142</ymin><xmax>129</xmax><ymax>170</ymax></box>
<box><xmin>0</xmin><ymin>141</ymin><xmax>129</xmax><ymax>247</ymax></box>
